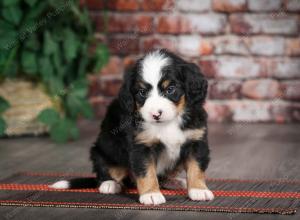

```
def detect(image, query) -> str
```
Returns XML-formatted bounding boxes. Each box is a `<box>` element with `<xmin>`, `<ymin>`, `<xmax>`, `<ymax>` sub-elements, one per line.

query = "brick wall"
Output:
<box><xmin>84</xmin><ymin>0</ymin><xmax>300</xmax><ymax>123</ymax></box>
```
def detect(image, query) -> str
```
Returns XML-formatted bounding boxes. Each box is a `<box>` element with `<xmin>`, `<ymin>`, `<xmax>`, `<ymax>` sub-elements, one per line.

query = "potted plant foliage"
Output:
<box><xmin>0</xmin><ymin>0</ymin><xmax>109</xmax><ymax>142</ymax></box>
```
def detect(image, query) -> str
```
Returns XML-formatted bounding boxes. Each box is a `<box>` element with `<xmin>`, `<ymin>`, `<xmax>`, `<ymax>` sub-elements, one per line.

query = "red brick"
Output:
<box><xmin>212</xmin><ymin>0</ymin><xmax>247</xmax><ymax>12</ymax></box>
<box><xmin>269</xmin><ymin>59</ymin><xmax>300</xmax><ymax>79</ymax></box>
<box><xmin>100</xmin><ymin>78</ymin><xmax>123</xmax><ymax>97</ymax></box>
<box><xmin>209</xmin><ymin>80</ymin><xmax>241</xmax><ymax>99</ymax></box>
<box><xmin>286</xmin><ymin>38</ymin><xmax>300</xmax><ymax>56</ymax></box>
<box><xmin>108</xmin><ymin>0</ymin><xmax>139</xmax><ymax>11</ymax></box>
<box><xmin>141</xmin><ymin>0</ymin><xmax>174</xmax><ymax>11</ymax></box>
<box><xmin>204</xmin><ymin>101</ymin><xmax>232</xmax><ymax>122</ymax></box>
<box><xmin>88</xmin><ymin>74</ymin><xmax>122</xmax><ymax>97</ymax></box>
<box><xmin>157</xmin><ymin>14</ymin><xmax>226</xmax><ymax>34</ymax></box>
<box><xmin>230</xmin><ymin>14</ymin><xmax>299</xmax><ymax>35</ymax></box>
<box><xmin>270</xmin><ymin>101</ymin><xmax>300</xmax><ymax>123</ymax></box>
<box><xmin>284</xmin><ymin>0</ymin><xmax>300</xmax><ymax>12</ymax></box>
<box><xmin>81</xmin><ymin>0</ymin><xmax>104</xmax><ymax>10</ymax></box>
<box><xmin>177</xmin><ymin>36</ymin><xmax>213</xmax><ymax>57</ymax></box>
<box><xmin>157</xmin><ymin>15</ymin><xmax>181</xmax><ymax>34</ymax></box>
<box><xmin>198</xmin><ymin>59</ymin><xmax>218</xmax><ymax>78</ymax></box>
<box><xmin>123</xmin><ymin>55</ymin><xmax>138</xmax><ymax>69</ymax></box>
<box><xmin>107</xmin><ymin>14</ymin><xmax>153</xmax><ymax>33</ymax></box>
<box><xmin>228</xmin><ymin>100</ymin><xmax>273</xmax><ymax>122</ymax></box>
<box><xmin>280</xmin><ymin>81</ymin><xmax>300</xmax><ymax>101</ymax></box>
<box><xmin>100</xmin><ymin>56</ymin><xmax>124</xmax><ymax>76</ymax></box>
<box><xmin>89</xmin><ymin>96</ymin><xmax>113</xmax><ymax>118</ymax></box>
<box><xmin>248</xmin><ymin>0</ymin><xmax>281</xmax><ymax>11</ymax></box>
<box><xmin>241</xmin><ymin>79</ymin><xmax>280</xmax><ymax>100</ymax></box>
<box><xmin>247</xmin><ymin>36</ymin><xmax>285</xmax><ymax>56</ymax></box>
<box><xmin>215</xmin><ymin>57</ymin><xmax>264</xmax><ymax>79</ymax></box>
<box><xmin>136</xmin><ymin>15</ymin><xmax>154</xmax><ymax>34</ymax></box>
<box><xmin>213</xmin><ymin>36</ymin><xmax>248</xmax><ymax>55</ymax></box>
<box><xmin>176</xmin><ymin>0</ymin><xmax>211</xmax><ymax>12</ymax></box>
<box><xmin>108</xmin><ymin>37</ymin><xmax>139</xmax><ymax>55</ymax></box>
<box><xmin>141</xmin><ymin>36</ymin><xmax>177</xmax><ymax>53</ymax></box>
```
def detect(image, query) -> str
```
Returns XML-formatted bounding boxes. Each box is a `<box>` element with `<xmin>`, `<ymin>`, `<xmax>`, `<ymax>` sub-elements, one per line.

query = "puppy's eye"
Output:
<box><xmin>166</xmin><ymin>85</ymin><xmax>176</xmax><ymax>95</ymax></box>
<box><xmin>139</xmin><ymin>89</ymin><xmax>147</xmax><ymax>97</ymax></box>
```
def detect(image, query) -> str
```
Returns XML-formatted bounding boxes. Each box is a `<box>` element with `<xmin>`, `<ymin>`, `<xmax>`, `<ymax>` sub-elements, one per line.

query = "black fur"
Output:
<box><xmin>63</xmin><ymin>49</ymin><xmax>210</xmax><ymax>190</ymax></box>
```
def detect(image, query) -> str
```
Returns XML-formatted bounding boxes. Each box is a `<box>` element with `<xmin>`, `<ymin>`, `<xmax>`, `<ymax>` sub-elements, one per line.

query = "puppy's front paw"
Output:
<box><xmin>99</xmin><ymin>180</ymin><xmax>121</xmax><ymax>194</ymax></box>
<box><xmin>188</xmin><ymin>188</ymin><xmax>214</xmax><ymax>201</ymax></box>
<box><xmin>139</xmin><ymin>192</ymin><xmax>166</xmax><ymax>205</ymax></box>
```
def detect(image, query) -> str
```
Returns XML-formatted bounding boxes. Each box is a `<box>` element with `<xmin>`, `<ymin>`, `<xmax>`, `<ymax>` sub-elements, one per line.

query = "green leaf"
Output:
<box><xmin>93</xmin><ymin>44</ymin><xmax>109</xmax><ymax>72</ymax></box>
<box><xmin>38</xmin><ymin>56</ymin><xmax>53</xmax><ymax>81</ymax></box>
<box><xmin>0</xmin><ymin>97</ymin><xmax>10</xmax><ymax>113</ymax></box>
<box><xmin>21</xmin><ymin>50</ymin><xmax>37</xmax><ymax>74</ymax></box>
<box><xmin>70</xmin><ymin>80</ymin><xmax>88</xmax><ymax>98</ymax></box>
<box><xmin>0</xmin><ymin>117</ymin><xmax>7</xmax><ymax>136</ymax></box>
<box><xmin>48</xmin><ymin>76</ymin><xmax>64</xmax><ymax>96</ymax></box>
<box><xmin>63</xmin><ymin>29</ymin><xmax>79</xmax><ymax>62</ymax></box>
<box><xmin>24</xmin><ymin>34</ymin><xmax>40</xmax><ymax>51</ymax></box>
<box><xmin>24</xmin><ymin>0</ymin><xmax>38</xmax><ymax>7</ymax></box>
<box><xmin>66</xmin><ymin>93</ymin><xmax>81</xmax><ymax>118</ymax></box>
<box><xmin>69</xmin><ymin>122</ymin><xmax>79</xmax><ymax>139</ymax></box>
<box><xmin>49</xmin><ymin>118</ymin><xmax>72</xmax><ymax>143</ymax></box>
<box><xmin>80</xmin><ymin>99</ymin><xmax>94</xmax><ymax>119</ymax></box>
<box><xmin>2</xmin><ymin>5</ymin><xmax>23</xmax><ymax>26</ymax></box>
<box><xmin>2</xmin><ymin>0</ymin><xmax>21</xmax><ymax>7</ymax></box>
<box><xmin>37</xmin><ymin>108</ymin><xmax>60</xmax><ymax>126</ymax></box>
<box><xmin>43</xmin><ymin>31</ymin><xmax>58</xmax><ymax>55</ymax></box>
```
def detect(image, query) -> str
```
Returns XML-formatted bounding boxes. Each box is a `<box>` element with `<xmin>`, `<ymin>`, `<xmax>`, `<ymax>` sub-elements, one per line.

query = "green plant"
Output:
<box><xmin>0</xmin><ymin>0</ymin><xmax>109</xmax><ymax>142</ymax></box>
<box><xmin>0</xmin><ymin>97</ymin><xmax>10</xmax><ymax>135</ymax></box>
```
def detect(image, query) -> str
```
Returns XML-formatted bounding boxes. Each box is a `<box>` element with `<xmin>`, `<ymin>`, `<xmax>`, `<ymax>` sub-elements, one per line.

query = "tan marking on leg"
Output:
<box><xmin>176</xmin><ymin>95</ymin><xmax>186</xmax><ymax>114</ymax></box>
<box><xmin>108</xmin><ymin>167</ymin><xmax>128</xmax><ymax>183</ymax></box>
<box><xmin>185</xmin><ymin>158</ymin><xmax>207</xmax><ymax>190</ymax></box>
<box><xmin>136</xmin><ymin>162</ymin><xmax>160</xmax><ymax>195</ymax></box>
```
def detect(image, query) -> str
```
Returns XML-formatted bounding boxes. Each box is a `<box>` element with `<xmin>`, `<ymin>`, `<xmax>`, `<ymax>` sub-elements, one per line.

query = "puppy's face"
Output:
<box><xmin>133</xmin><ymin>52</ymin><xmax>185</xmax><ymax>123</ymax></box>
<box><xmin>119</xmin><ymin>50</ymin><xmax>208</xmax><ymax>124</ymax></box>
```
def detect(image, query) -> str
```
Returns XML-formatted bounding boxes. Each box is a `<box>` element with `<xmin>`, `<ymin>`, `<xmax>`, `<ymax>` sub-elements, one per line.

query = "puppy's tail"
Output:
<box><xmin>49</xmin><ymin>178</ymin><xmax>97</xmax><ymax>189</ymax></box>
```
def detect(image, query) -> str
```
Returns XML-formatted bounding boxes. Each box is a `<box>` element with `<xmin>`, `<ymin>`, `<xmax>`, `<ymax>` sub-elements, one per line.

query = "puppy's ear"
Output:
<box><xmin>181</xmin><ymin>63</ymin><xmax>208</xmax><ymax>106</ymax></box>
<box><xmin>118</xmin><ymin>68</ymin><xmax>135</xmax><ymax>114</ymax></box>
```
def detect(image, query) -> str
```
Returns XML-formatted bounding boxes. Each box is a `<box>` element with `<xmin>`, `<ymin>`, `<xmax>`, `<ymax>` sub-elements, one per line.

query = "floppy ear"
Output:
<box><xmin>181</xmin><ymin>62</ymin><xmax>208</xmax><ymax>106</ymax></box>
<box><xmin>118</xmin><ymin>68</ymin><xmax>135</xmax><ymax>114</ymax></box>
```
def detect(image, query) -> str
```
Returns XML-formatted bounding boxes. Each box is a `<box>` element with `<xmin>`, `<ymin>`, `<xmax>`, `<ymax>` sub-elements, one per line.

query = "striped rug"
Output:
<box><xmin>0</xmin><ymin>172</ymin><xmax>299</xmax><ymax>215</ymax></box>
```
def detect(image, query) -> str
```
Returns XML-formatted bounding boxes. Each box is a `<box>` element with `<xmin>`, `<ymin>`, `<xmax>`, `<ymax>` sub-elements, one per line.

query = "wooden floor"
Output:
<box><xmin>0</xmin><ymin>121</ymin><xmax>299</xmax><ymax>220</ymax></box>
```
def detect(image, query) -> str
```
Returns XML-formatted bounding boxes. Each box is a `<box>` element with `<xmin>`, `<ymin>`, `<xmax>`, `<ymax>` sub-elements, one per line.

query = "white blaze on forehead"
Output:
<box><xmin>141</xmin><ymin>50</ymin><xmax>169</xmax><ymax>87</ymax></box>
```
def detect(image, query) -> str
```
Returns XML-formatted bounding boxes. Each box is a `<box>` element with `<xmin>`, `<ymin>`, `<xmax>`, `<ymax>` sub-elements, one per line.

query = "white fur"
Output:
<box><xmin>188</xmin><ymin>188</ymin><xmax>214</xmax><ymax>201</ymax></box>
<box><xmin>141</xmin><ymin>50</ymin><xmax>169</xmax><ymax>87</ymax></box>
<box><xmin>140</xmin><ymin>50</ymin><xmax>176</xmax><ymax>123</ymax></box>
<box><xmin>139</xmin><ymin>192</ymin><xmax>166</xmax><ymax>205</ymax></box>
<box><xmin>49</xmin><ymin>180</ymin><xmax>70</xmax><ymax>189</ymax></box>
<box><xmin>99</xmin><ymin>180</ymin><xmax>121</xmax><ymax>194</ymax></box>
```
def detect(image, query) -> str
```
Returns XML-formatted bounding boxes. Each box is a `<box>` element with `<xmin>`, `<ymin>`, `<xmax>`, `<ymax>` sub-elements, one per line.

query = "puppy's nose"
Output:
<box><xmin>152</xmin><ymin>110</ymin><xmax>162</xmax><ymax>121</ymax></box>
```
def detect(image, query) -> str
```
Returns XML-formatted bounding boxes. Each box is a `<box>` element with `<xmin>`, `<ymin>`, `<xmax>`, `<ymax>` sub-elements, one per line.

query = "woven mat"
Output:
<box><xmin>0</xmin><ymin>172</ymin><xmax>299</xmax><ymax>215</ymax></box>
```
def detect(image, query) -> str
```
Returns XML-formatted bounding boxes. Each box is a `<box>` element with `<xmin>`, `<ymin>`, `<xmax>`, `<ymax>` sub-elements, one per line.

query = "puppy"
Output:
<box><xmin>51</xmin><ymin>49</ymin><xmax>214</xmax><ymax>205</ymax></box>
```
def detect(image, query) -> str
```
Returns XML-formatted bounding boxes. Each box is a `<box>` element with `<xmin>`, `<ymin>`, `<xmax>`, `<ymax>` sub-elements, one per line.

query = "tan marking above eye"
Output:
<box><xmin>161</xmin><ymin>80</ymin><xmax>171</xmax><ymax>89</ymax></box>
<box><xmin>138</xmin><ymin>81</ymin><xmax>147</xmax><ymax>89</ymax></box>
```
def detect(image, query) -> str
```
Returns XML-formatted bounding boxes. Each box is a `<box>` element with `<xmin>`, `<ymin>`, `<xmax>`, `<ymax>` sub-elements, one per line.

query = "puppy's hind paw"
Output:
<box><xmin>139</xmin><ymin>192</ymin><xmax>166</xmax><ymax>205</ymax></box>
<box><xmin>188</xmin><ymin>188</ymin><xmax>214</xmax><ymax>201</ymax></box>
<box><xmin>99</xmin><ymin>180</ymin><xmax>121</xmax><ymax>194</ymax></box>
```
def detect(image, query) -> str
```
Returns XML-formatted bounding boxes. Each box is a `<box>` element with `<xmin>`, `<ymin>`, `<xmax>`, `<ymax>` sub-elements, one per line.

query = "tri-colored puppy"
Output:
<box><xmin>51</xmin><ymin>49</ymin><xmax>214</xmax><ymax>205</ymax></box>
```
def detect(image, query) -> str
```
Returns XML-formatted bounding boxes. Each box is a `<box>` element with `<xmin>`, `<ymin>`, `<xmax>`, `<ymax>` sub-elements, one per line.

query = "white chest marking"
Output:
<box><xmin>140</xmin><ymin>121</ymin><xmax>205</xmax><ymax>175</ymax></box>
